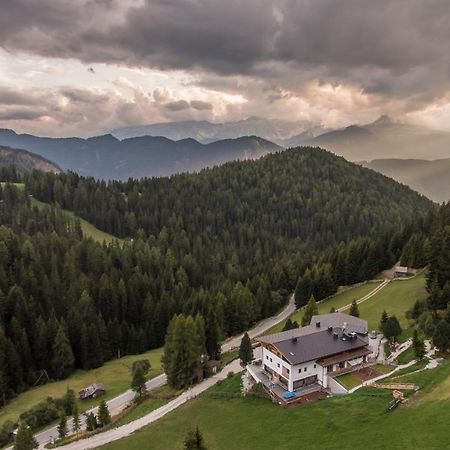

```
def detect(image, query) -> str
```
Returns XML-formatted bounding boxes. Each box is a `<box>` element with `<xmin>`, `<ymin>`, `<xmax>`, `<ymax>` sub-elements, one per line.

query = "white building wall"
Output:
<box><xmin>262</xmin><ymin>347</ymin><xmax>328</xmax><ymax>390</ymax></box>
<box><xmin>292</xmin><ymin>360</ymin><xmax>327</xmax><ymax>389</ymax></box>
<box><xmin>261</xmin><ymin>347</ymin><xmax>291</xmax><ymax>387</ymax></box>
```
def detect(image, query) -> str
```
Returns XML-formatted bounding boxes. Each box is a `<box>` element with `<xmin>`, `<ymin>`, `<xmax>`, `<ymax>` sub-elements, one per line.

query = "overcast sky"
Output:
<box><xmin>1</xmin><ymin>0</ymin><xmax>450</xmax><ymax>137</ymax></box>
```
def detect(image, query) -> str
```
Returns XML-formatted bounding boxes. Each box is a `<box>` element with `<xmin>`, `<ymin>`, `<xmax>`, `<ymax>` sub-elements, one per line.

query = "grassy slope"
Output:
<box><xmin>270</xmin><ymin>282</ymin><xmax>382</xmax><ymax>334</ymax></box>
<box><xmin>340</xmin><ymin>273</ymin><xmax>427</xmax><ymax>330</ymax></box>
<box><xmin>30</xmin><ymin>197</ymin><xmax>121</xmax><ymax>245</ymax></box>
<box><xmin>0</xmin><ymin>348</ymin><xmax>163</xmax><ymax>426</ymax></box>
<box><xmin>100</xmin><ymin>362</ymin><xmax>450</xmax><ymax>450</ymax></box>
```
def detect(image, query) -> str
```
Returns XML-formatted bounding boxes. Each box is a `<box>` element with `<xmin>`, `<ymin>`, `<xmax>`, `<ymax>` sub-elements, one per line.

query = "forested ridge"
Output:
<box><xmin>0</xmin><ymin>147</ymin><xmax>433</xmax><ymax>407</ymax></box>
<box><xmin>404</xmin><ymin>201</ymin><xmax>450</xmax><ymax>349</ymax></box>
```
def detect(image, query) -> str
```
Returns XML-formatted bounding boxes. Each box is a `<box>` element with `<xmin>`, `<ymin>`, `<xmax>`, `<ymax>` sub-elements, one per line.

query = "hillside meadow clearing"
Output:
<box><xmin>0</xmin><ymin>348</ymin><xmax>163</xmax><ymax>426</ymax></box>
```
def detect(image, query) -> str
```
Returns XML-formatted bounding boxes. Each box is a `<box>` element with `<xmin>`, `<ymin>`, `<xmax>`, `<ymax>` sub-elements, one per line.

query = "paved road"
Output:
<box><xmin>62</xmin><ymin>359</ymin><xmax>243</xmax><ymax>450</ymax></box>
<box><xmin>24</xmin><ymin>294</ymin><xmax>295</xmax><ymax>449</ymax></box>
<box><xmin>9</xmin><ymin>375</ymin><xmax>168</xmax><ymax>450</ymax></box>
<box><xmin>221</xmin><ymin>293</ymin><xmax>296</xmax><ymax>352</ymax></box>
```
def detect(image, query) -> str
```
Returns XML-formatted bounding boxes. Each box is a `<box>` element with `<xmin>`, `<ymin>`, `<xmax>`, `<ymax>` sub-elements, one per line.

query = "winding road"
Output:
<box><xmin>22</xmin><ymin>294</ymin><xmax>295</xmax><ymax>450</ymax></box>
<box><xmin>22</xmin><ymin>279</ymin><xmax>391</xmax><ymax>450</ymax></box>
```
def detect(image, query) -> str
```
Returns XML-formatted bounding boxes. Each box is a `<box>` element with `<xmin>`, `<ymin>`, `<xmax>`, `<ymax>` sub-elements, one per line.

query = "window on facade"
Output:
<box><xmin>270</xmin><ymin>358</ymin><xmax>272</xmax><ymax>362</ymax></box>
<box><xmin>304</xmin><ymin>367</ymin><xmax>307</xmax><ymax>372</ymax></box>
<box><xmin>298</xmin><ymin>368</ymin><xmax>302</xmax><ymax>373</ymax></box>
<box><xmin>314</xmin><ymin>364</ymin><xmax>316</xmax><ymax>369</ymax></box>
<box><xmin>266</xmin><ymin>355</ymin><xmax>268</xmax><ymax>360</ymax></box>
<box><xmin>277</xmin><ymin>363</ymin><xmax>280</xmax><ymax>368</ymax></box>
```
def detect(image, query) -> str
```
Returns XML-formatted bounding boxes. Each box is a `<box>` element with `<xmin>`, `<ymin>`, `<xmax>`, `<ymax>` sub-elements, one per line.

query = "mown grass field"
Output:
<box><xmin>0</xmin><ymin>348</ymin><xmax>163</xmax><ymax>426</ymax></box>
<box><xmin>270</xmin><ymin>281</ymin><xmax>382</xmax><ymax>334</ymax></box>
<box><xmin>340</xmin><ymin>273</ymin><xmax>427</xmax><ymax>330</ymax></box>
<box><xmin>335</xmin><ymin>372</ymin><xmax>361</xmax><ymax>390</ymax></box>
<box><xmin>100</xmin><ymin>361</ymin><xmax>450</xmax><ymax>450</ymax></box>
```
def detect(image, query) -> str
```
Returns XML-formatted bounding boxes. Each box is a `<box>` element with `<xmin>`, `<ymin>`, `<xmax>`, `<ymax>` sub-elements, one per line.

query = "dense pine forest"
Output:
<box><xmin>0</xmin><ymin>147</ymin><xmax>434</xmax><ymax>404</ymax></box>
<box><xmin>405</xmin><ymin>202</ymin><xmax>450</xmax><ymax>348</ymax></box>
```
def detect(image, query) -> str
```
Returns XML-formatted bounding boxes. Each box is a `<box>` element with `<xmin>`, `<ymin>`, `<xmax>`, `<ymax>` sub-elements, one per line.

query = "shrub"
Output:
<box><xmin>19</xmin><ymin>397</ymin><xmax>59</xmax><ymax>429</ymax></box>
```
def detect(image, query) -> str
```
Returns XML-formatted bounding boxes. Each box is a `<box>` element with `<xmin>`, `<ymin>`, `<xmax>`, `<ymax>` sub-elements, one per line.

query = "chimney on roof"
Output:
<box><xmin>343</xmin><ymin>321</ymin><xmax>348</xmax><ymax>331</ymax></box>
<box><xmin>291</xmin><ymin>337</ymin><xmax>298</xmax><ymax>343</ymax></box>
<box><xmin>328</xmin><ymin>326</ymin><xmax>333</xmax><ymax>333</ymax></box>
<box><xmin>316</xmin><ymin>321</ymin><xmax>321</xmax><ymax>328</ymax></box>
<box><xmin>333</xmin><ymin>332</ymin><xmax>338</xmax><ymax>339</ymax></box>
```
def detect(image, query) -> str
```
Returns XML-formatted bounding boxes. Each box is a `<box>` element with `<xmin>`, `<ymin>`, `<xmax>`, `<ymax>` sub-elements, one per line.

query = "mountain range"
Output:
<box><xmin>112</xmin><ymin>116</ymin><xmax>324</xmax><ymax>145</ymax></box>
<box><xmin>0</xmin><ymin>130</ymin><xmax>281</xmax><ymax>179</ymax></box>
<box><xmin>114</xmin><ymin>115</ymin><xmax>450</xmax><ymax>162</ymax></box>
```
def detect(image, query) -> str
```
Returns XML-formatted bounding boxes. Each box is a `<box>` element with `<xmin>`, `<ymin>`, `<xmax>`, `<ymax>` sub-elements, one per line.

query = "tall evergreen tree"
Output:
<box><xmin>13</xmin><ymin>421</ymin><xmax>37</xmax><ymax>450</ymax></box>
<box><xmin>383</xmin><ymin>316</ymin><xmax>402</xmax><ymax>341</ymax></box>
<box><xmin>349</xmin><ymin>299</ymin><xmax>360</xmax><ymax>317</ymax></box>
<box><xmin>51</xmin><ymin>327</ymin><xmax>75</xmax><ymax>380</ymax></box>
<box><xmin>131</xmin><ymin>364</ymin><xmax>147</xmax><ymax>401</ymax></box>
<box><xmin>239</xmin><ymin>332</ymin><xmax>253</xmax><ymax>367</ymax></box>
<box><xmin>57</xmin><ymin>412</ymin><xmax>67</xmax><ymax>439</ymax></box>
<box><xmin>301</xmin><ymin>296</ymin><xmax>318</xmax><ymax>326</ymax></box>
<box><xmin>295</xmin><ymin>270</ymin><xmax>312</xmax><ymax>309</ymax></box>
<box><xmin>72</xmin><ymin>403</ymin><xmax>81</xmax><ymax>434</ymax></box>
<box><xmin>412</xmin><ymin>329</ymin><xmax>425</xmax><ymax>360</ymax></box>
<box><xmin>379</xmin><ymin>310</ymin><xmax>388</xmax><ymax>331</ymax></box>
<box><xmin>97</xmin><ymin>400</ymin><xmax>111</xmax><ymax>427</ymax></box>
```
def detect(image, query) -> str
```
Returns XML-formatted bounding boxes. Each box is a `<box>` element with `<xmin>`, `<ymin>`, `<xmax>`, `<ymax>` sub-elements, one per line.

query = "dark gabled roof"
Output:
<box><xmin>272</xmin><ymin>328</ymin><xmax>368</xmax><ymax>366</ymax></box>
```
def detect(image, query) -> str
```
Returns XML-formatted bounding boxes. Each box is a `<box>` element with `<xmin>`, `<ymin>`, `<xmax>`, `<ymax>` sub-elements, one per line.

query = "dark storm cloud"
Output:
<box><xmin>165</xmin><ymin>100</ymin><xmax>190</xmax><ymax>111</ymax></box>
<box><xmin>2</xmin><ymin>0</ymin><xmax>450</xmax><ymax>114</ymax></box>
<box><xmin>190</xmin><ymin>100</ymin><xmax>213</xmax><ymax>111</ymax></box>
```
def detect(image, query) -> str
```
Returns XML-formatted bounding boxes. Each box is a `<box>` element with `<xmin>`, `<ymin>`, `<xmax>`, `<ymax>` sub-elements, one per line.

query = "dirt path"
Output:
<box><xmin>337</xmin><ymin>279</ymin><xmax>390</xmax><ymax>313</ymax></box>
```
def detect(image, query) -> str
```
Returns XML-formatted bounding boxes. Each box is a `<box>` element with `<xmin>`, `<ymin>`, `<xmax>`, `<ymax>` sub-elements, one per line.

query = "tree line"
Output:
<box><xmin>406</xmin><ymin>202</ymin><xmax>450</xmax><ymax>351</ymax></box>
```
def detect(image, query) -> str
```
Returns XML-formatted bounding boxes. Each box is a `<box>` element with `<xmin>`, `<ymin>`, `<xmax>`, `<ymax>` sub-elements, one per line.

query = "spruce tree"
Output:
<box><xmin>72</xmin><ymin>403</ymin><xmax>81</xmax><ymax>434</ymax></box>
<box><xmin>97</xmin><ymin>400</ymin><xmax>111</xmax><ymax>427</ymax></box>
<box><xmin>51</xmin><ymin>327</ymin><xmax>74</xmax><ymax>380</ymax></box>
<box><xmin>13</xmin><ymin>421</ymin><xmax>37</xmax><ymax>450</ymax></box>
<box><xmin>383</xmin><ymin>316</ymin><xmax>402</xmax><ymax>341</ymax></box>
<box><xmin>295</xmin><ymin>271</ymin><xmax>312</xmax><ymax>309</ymax></box>
<box><xmin>432</xmin><ymin>320</ymin><xmax>450</xmax><ymax>351</ymax></box>
<box><xmin>412</xmin><ymin>329</ymin><xmax>425</xmax><ymax>360</ymax></box>
<box><xmin>85</xmin><ymin>412</ymin><xmax>98</xmax><ymax>432</ymax></box>
<box><xmin>57</xmin><ymin>412</ymin><xmax>67</xmax><ymax>439</ymax></box>
<box><xmin>131</xmin><ymin>364</ymin><xmax>147</xmax><ymax>400</ymax></box>
<box><xmin>379</xmin><ymin>310</ymin><xmax>388</xmax><ymax>331</ymax></box>
<box><xmin>184</xmin><ymin>426</ymin><xmax>207</xmax><ymax>450</ymax></box>
<box><xmin>301</xmin><ymin>296</ymin><xmax>318</xmax><ymax>326</ymax></box>
<box><xmin>282</xmin><ymin>318</ymin><xmax>299</xmax><ymax>331</ymax></box>
<box><xmin>239</xmin><ymin>332</ymin><xmax>253</xmax><ymax>367</ymax></box>
<box><xmin>349</xmin><ymin>299</ymin><xmax>360</xmax><ymax>317</ymax></box>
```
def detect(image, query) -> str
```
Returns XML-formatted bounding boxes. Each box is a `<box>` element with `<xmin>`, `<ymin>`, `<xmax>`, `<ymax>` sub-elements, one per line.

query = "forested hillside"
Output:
<box><xmin>0</xmin><ymin>147</ymin><xmax>433</xmax><ymax>404</ymax></box>
<box><xmin>0</xmin><ymin>146</ymin><xmax>60</xmax><ymax>177</ymax></box>
<box><xmin>403</xmin><ymin>201</ymin><xmax>450</xmax><ymax>349</ymax></box>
